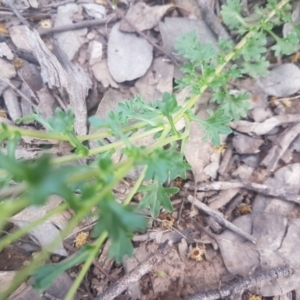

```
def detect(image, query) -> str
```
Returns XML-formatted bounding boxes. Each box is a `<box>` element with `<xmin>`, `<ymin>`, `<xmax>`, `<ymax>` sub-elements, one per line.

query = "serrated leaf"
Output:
<box><xmin>32</xmin><ymin>245</ymin><xmax>92</xmax><ymax>292</ymax></box>
<box><xmin>156</xmin><ymin>92</ymin><xmax>180</xmax><ymax>136</ymax></box>
<box><xmin>198</xmin><ymin>109</ymin><xmax>232</xmax><ymax>145</ymax></box>
<box><xmin>241</xmin><ymin>58</ymin><xmax>270</xmax><ymax>77</ymax></box>
<box><xmin>0</xmin><ymin>153</ymin><xmax>74</xmax><ymax>205</ymax></box>
<box><xmin>221</xmin><ymin>91</ymin><xmax>252</xmax><ymax>120</ymax></box>
<box><xmin>137</xmin><ymin>146</ymin><xmax>190</xmax><ymax>182</ymax></box>
<box><xmin>47</xmin><ymin>108</ymin><xmax>75</xmax><ymax>133</ymax></box>
<box><xmin>221</xmin><ymin>0</ymin><xmax>243</xmax><ymax>30</ymax></box>
<box><xmin>138</xmin><ymin>179</ymin><xmax>179</xmax><ymax>217</ymax></box>
<box><xmin>93</xmin><ymin>195</ymin><xmax>147</xmax><ymax>262</ymax></box>
<box><xmin>175</xmin><ymin>31</ymin><xmax>217</xmax><ymax>64</ymax></box>
<box><xmin>241</xmin><ymin>32</ymin><xmax>267</xmax><ymax>61</ymax></box>
<box><xmin>271</xmin><ymin>31</ymin><xmax>299</xmax><ymax>56</ymax></box>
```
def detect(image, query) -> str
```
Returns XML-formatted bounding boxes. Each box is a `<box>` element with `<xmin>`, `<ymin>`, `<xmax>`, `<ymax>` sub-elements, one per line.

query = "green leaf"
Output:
<box><xmin>108</xmin><ymin>231</ymin><xmax>135</xmax><ymax>262</ymax></box>
<box><xmin>156</xmin><ymin>92</ymin><xmax>180</xmax><ymax>136</ymax></box>
<box><xmin>137</xmin><ymin>146</ymin><xmax>190</xmax><ymax>182</ymax></box>
<box><xmin>116</xmin><ymin>95</ymin><xmax>161</xmax><ymax>127</ymax></box>
<box><xmin>241</xmin><ymin>58</ymin><xmax>269</xmax><ymax>77</ymax></box>
<box><xmin>221</xmin><ymin>0</ymin><xmax>244</xmax><ymax>30</ymax></box>
<box><xmin>0</xmin><ymin>153</ymin><xmax>74</xmax><ymax>205</ymax></box>
<box><xmin>93</xmin><ymin>194</ymin><xmax>147</xmax><ymax>262</ymax></box>
<box><xmin>32</xmin><ymin>245</ymin><xmax>92</xmax><ymax>292</ymax></box>
<box><xmin>271</xmin><ymin>31</ymin><xmax>299</xmax><ymax>56</ymax></box>
<box><xmin>47</xmin><ymin>108</ymin><xmax>75</xmax><ymax>133</ymax></box>
<box><xmin>221</xmin><ymin>91</ymin><xmax>252</xmax><ymax>120</ymax></box>
<box><xmin>195</xmin><ymin>109</ymin><xmax>233</xmax><ymax>145</ymax></box>
<box><xmin>240</xmin><ymin>32</ymin><xmax>267</xmax><ymax>61</ymax></box>
<box><xmin>6</xmin><ymin>133</ymin><xmax>21</xmax><ymax>160</ymax></box>
<box><xmin>138</xmin><ymin>179</ymin><xmax>179</xmax><ymax>217</ymax></box>
<box><xmin>175</xmin><ymin>31</ymin><xmax>217</xmax><ymax>64</ymax></box>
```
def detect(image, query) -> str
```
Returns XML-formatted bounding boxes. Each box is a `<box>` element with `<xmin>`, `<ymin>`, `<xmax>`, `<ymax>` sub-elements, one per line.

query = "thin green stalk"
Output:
<box><xmin>146</xmin><ymin>130</ymin><xmax>189</xmax><ymax>154</ymax></box>
<box><xmin>1</xmin><ymin>117</ymin><xmax>161</xmax><ymax>144</ymax></box>
<box><xmin>264</xmin><ymin>28</ymin><xmax>280</xmax><ymax>42</ymax></box>
<box><xmin>64</xmin><ymin>232</ymin><xmax>107</xmax><ymax>300</ymax></box>
<box><xmin>123</xmin><ymin>166</ymin><xmax>147</xmax><ymax>206</ymax></box>
<box><xmin>0</xmin><ymin>211</ymin><xmax>84</xmax><ymax>300</ymax></box>
<box><xmin>0</xmin><ymin>198</ymin><xmax>27</xmax><ymax>231</ymax></box>
<box><xmin>51</xmin><ymin>125</ymin><xmax>165</xmax><ymax>165</ymax></box>
<box><xmin>0</xmin><ymin>203</ymin><xmax>68</xmax><ymax>252</ymax></box>
<box><xmin>158</xmin><ymin>124</ymin><xmax>171</xmax><ymax>140</ymax></box>
<box><xmin>0</xmin><ymin>161</ymin><xmax>134</xmax><ymax>300</ymax></box>
<box><xmin>180</xmin><ymin>115</ymin><xmax>191</xmax><ymax>153</ymax></box>
<box><xmin>0</xmin><ymin>183</ymin><xmax>26</xmax><ymax>200</ymax></box>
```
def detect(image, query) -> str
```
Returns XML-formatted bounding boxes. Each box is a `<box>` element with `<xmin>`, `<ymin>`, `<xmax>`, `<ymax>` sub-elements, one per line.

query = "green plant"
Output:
<box><xmin>0</xmin><ymin>0</ymin><xmax>299</xmax><ymax>299</ymax></box>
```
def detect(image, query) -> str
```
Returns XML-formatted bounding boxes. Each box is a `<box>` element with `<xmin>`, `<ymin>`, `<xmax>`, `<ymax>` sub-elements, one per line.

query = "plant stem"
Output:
<box><xmin>64</xmin><ymin>232</ymin><xmax>107</xmax><ymax>300</ymax></box>
<box><xmin>0</xmin><ymin>203</ymin><xmax>68</xmax><ymax>252</ymax></box>
<box><xmin>51</xmin><ymin>126</ymin><xmax>165</xmax><ymax>165</ymax></box>
<box><xmin>123</xmin><ymin>166</ymin><xmax>147</xmax><ymax>206</ymax></box>
<box><xmin>0</xmin><ymin>211</ymin><xmax>84</xmax><ymax>300</ymax></box>
<box><xmin>0</xmin><ymin>198</ymin><xmax>27</xmax><ymax>231</ymax></box>
<box><xmin>173</xmin><ymin>0</ymin><xmax>289</xmax><ymax>122</ymax></box>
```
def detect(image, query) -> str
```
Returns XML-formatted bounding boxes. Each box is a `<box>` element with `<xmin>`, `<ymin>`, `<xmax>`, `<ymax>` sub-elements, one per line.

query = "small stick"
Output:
<box><xmin>95</xmin><ymin>241</ymin><xmax>172</xmax><ymax>300</ymax></box>
<box><xmin>38</xmin><ymin>14</ymin><xmax>118</xmax><ymax>36</ymax></box>
<box><xmin>41</xmin><ymin>0</ymin><xmax>75</xmax><ymax>8</ymax></box>
<box><xmin>195</xmin><ymin>0</ymin><xmax>231</xmax><ymax>40</ymax></box>
<box><xmin>187</xmin><ymin>195</ymin><xmax>256</xmax><ymax>244</ymax></box>
<box><xmin>186</xmin><ymin>265</ymin><xmax>293</xmax><ymax>300</ymax></box>
<box><xmin>2</xmin><ymin>0</ymin><xmax>31</xmax><ymax>28</ymax></box>
<box><xmin>0</xmin><ymin>76</ymin><xmax>37</xmax><ymax>109</ymax></box>
<box><xmin>185</xmin><ymin>181</ymin><xmax>300</xmax><ymax>204</ymax></box>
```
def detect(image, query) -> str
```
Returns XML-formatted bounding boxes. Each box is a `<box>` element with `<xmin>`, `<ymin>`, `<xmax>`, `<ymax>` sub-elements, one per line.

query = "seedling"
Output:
<box><xmin>0</xmin><ymin>0</ymin><xmax>298</xmax><ymax>299</ymax></box>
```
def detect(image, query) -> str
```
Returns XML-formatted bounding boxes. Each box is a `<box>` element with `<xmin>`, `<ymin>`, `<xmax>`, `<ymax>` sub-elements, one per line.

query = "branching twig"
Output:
<box><xmin>95</xmin><ymin>241</ymin><xmax>173</xmax><ymax>300</ymax></box>
<box><xmin>187</xmin><ymin>195</ymin><xmax>256</xmax><ymax>243</ymax></box>
<box><xmin>187</xmin><ymin>265</ymin><xmax>293</xmax><ymax>300</ymax></box>
<box><xmin>2</xmin><ymin>0</ymin><xmax>31</xmax><ymax>28</ymax></box>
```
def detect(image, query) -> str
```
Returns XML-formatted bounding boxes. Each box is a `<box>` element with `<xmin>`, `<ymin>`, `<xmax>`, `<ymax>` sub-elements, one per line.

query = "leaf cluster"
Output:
<box><xmin>0</xmin><ymin>0</ymin><xmax>297</xmax><ymax>297</ymax></box>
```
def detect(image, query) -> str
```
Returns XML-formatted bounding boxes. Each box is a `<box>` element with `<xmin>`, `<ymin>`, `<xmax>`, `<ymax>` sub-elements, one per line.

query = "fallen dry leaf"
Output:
<box><xmin>82</xmin><ymin>3</ymin><xmax>106</xmax><ymax>19</ymax></box>
<box><xmin>134</xmin><ymin>56</ymin><xmax>174</xmax><ymax>102</ymax></box>
<box><xmin>54</xmin><ymin>3</ymin><xmax>87</xmax><ymax>61</ymax></box>
<box><xmin>218</xmin><ymin>163</ymin><xmax>300</xmax><ymax>296</ymax></box>
<box><xmin>3</xmin><ymin>88</ymin><xmax>21</xmax><ymax>121</ymax></box>
<box><xmin>91</xmin><ymin>59</ymin><xmax>118</xmax><ymax>88</ymax></box>
<box><xmin>120</xmin><ymin>2</ymin><xmax>173</xmax><ymax>32</ymax></box>
<box><xmin>257</xmin><ymin>63</ymin><xmax>300</xmax><ymax>97</ymax></box>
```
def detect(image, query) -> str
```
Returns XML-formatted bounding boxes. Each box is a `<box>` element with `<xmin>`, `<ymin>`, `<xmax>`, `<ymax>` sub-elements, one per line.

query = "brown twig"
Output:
<box><xmin>63</xmin><ymin>242</ymin><xmax>115</xmax><ymax>282</ymax></box>
<box><xmin>187</xmin><ymin>265</ymin><xmax>293</xmax><ymax>300</ymax></box>
<box><xmin>38</xmin><ymin>14</ymin><xmax>118</xmax><ymax>36</ymax></box>
<box><xmin>195</xmin><ymin>0</ymin><xmax>231</xmax><ymax>40</ymax></box>
<box><xmin>185</xmin><ymin>180</ymin><xmax>300</xmax><ymax>204</ymax></box>
<box><xmin>41</xmin><ymin>0</ymin><xmax>75</xmax><ymax>8</ymax></box>
<box><xmin>95</xmin><ymin>241</ymin><xmax>173</xmax><ymax>300</ymax></box>
<box><xmin>93</xmin><ymin>260</ymin><xmax>116</xmax><ymax>282</ymax></box>
<box><xmin>0</xmin><ymin>76</ymin><xmax>37</xmax><ymax>109</ymax></box>
<box><xmin>187</xmin><ymin>195</ymin><xmax>256</xmax><ymax>244</ymax></box>
<box><xmin>2</xmin><ymin>0</ymin><xmax>31</xmax><ymax>28</ymax></box>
